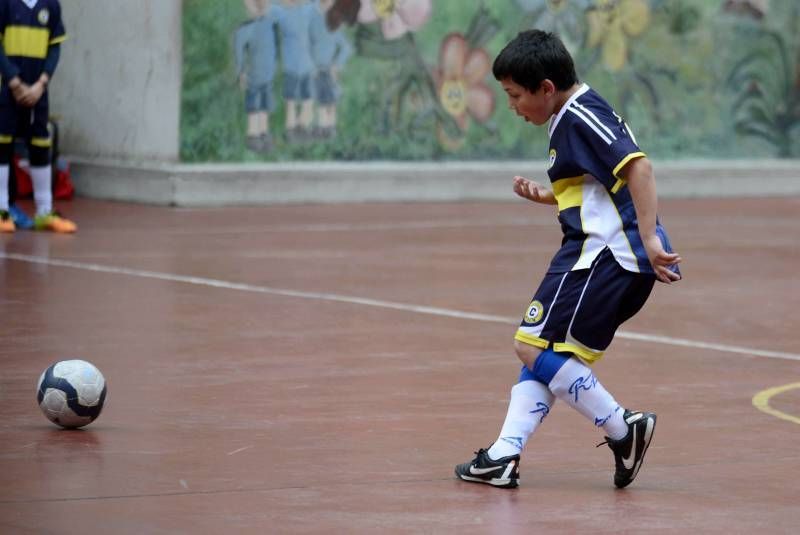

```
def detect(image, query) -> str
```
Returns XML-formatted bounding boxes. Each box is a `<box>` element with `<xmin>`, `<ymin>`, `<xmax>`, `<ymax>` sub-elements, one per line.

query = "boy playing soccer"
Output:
<box><xmin>455</xmin><ymin>30</ymin><xmax>681</xmax><ymax>489</ymax></box>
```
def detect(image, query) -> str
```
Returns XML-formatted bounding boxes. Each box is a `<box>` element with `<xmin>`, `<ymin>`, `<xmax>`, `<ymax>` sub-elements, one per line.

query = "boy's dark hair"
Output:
<box><xmin>492</xmin><ymin>30</ymin><xmax>578</xmax><ymax>92</ymax></box>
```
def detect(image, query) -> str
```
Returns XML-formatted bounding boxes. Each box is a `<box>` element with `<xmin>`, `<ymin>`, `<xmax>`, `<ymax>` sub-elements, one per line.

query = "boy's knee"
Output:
<box><xmin>515</xmin><ymin>345</ymin><xmax>573</xmax><ymax>389</ymax></box>
<box><xmin>514</xmin><ymin>339</ymin><xmax>540</xmax><ymax>369</ymax></box>
<box><xmin>0</xmin><ymin>142</ymin><xmax>12</xmax><ymax>164</ymax></box>
<box><xmin>29</xmin><ymin>144</ymin><xmax>50</xmax><ymax>167</ymax></box>
<box><xmin>534</xmin><ymin>349</ymin><xmax>573</xmax><ymax>394</ymax></box>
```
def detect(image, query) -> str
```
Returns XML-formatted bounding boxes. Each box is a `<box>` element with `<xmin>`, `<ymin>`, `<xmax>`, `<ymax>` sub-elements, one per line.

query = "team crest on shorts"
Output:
<box><xmin>38</xmin><ymin>8</ymin><xmax>50</xmax><ymax>25</ymax></box>
<box><xmin>524</xmin><ymin>300</ymin><xmax>544</xmax><ymax>324</ymax></box>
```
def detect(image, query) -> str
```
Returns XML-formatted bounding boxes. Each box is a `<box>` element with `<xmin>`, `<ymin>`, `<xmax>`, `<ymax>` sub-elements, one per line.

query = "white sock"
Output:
<box><xmin>488</xmin><ymin>380</ymin><xmax>555</xmax><ymax>460</ymax></box>
<box><xmin>548</xmin><ymin>358</ymin><xmax>628</xmax><ymax>440</ymax></box>
<box><xmin>0</xmin><ymin>164</ymin><xmax>8</xmax><ymax>211</ymax></box>
<box><xmin>31</xmin><ymin>165</ymin><xmax>52</xmax><ymax>216</ymax></box>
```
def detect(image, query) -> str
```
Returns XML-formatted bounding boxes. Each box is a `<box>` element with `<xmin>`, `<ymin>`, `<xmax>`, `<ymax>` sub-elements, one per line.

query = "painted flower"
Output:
<box><xmin>586</xmin><ymin>0</ymin><xmax>650</xmax><ymax>72</ymax></box>
<box><xmin>357</xmin><ymin>0</ymin><xmax>431</xmax><ymax>40</ymax></box>
<box><xmin>433</xmin><ymin>33</ymin><xmax>495</xmax><ymax>146</ymax></box>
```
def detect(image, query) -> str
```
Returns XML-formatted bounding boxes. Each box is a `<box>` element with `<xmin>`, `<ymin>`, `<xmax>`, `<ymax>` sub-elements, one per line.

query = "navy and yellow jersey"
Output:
<box><xmin>0</xmin><ymin>0</ymin><xmax>66</xmax><ymax>83</ymax></box>
<box><xmin>545</xmin><ymin>83</ymin><xmax>676</xmax><ymax>275</ymax></box>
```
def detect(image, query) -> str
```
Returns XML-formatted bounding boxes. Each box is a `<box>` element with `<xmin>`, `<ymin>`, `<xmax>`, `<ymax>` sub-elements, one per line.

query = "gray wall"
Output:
<box><xmin>49</xmin><ymin>0</ymin><xmax>182</xmax><ymax>162</ymax></box>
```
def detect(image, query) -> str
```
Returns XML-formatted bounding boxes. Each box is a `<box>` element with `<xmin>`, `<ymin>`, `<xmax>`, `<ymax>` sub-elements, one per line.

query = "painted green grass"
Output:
<box><xmin>181</xmin><ymin>0</ymin><xmax>797</xmax><ymax>162</ymax></box>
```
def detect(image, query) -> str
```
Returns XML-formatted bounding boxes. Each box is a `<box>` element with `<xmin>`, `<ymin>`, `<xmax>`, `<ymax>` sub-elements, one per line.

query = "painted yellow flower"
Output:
<box><xmin>434</xmin><ymin>33</ymin><xmax>495</xmax><ymax>132</ymax></box>
<box><xmin>586</xmin><ymin>0</ymin><xmax>650</xmax><ymax>72</ymax></box>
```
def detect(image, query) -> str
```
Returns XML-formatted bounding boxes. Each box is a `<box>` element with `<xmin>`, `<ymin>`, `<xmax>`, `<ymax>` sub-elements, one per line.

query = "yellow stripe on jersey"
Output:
<box><xmin>514</xmin><ymin>330</ymin><xmax>549</xmax><ymax>349</ymax></box>
<box><xmin>3</xmin><ymin>26</ymin><xmax>50</xmax><ymax>59</ymax></box>
<box><xmin>552</xmin><ymin>175</ymin><xmax>584</xmax><ymax>213</ymax></box>
<box><xmin>610</xmin><ymin>177</ymin><xmax>626</xmax><ymax>194</ymax></box>
<box><xmin>50</xmin><ymin>34</ymin><xmax>68</xmax><ymax>45</ymax></box>
<box><xmin>0</xmin><ymin>135</ymin><xmax>13</xmax><ymax>144</ymax></box>
<box><xmin>612</xmin><ymin>151</ymin><xmax>646</xmax><ymax>179</ymax></box>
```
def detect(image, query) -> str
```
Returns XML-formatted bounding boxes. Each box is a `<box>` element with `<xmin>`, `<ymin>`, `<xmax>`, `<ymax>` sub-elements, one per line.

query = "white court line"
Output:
<box><xmin>3</xmin><ymin>252</ymin><xmax>799</xmax><ymax>362</ymax></box>
<box><xmin>161</xmin><ymin>218</ymin><xmax>543</xmax><ymax>235</ymax></box>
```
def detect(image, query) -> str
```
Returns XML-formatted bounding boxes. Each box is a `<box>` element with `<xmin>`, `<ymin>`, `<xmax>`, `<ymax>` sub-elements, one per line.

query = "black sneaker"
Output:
<box><xmin>455</xmin><ymin>447</ymin><xmax>520</xmax><ymax>489</ymax></box>
<box><xmin>601</xmin><ymin>409</ymin><xmax>657</xmax><ymax>488</ymax></box>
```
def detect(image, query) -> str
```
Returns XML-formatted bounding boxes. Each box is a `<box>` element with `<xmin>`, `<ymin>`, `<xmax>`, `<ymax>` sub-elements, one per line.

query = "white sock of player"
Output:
<box><xmin>31</xmin><ymin>165</ymin><xmax>52</xmax><ymax>216</ymax></box>
<box><xmin>548</xmin><ymin>357</ymin><xmax>628</xmax><ymax>440</ymax></box>
<box><xmin>0</xmin><ymin>164</ymin><xmax>8</xmax><ymax>211</ymax></box>
<box><xmin>488</xmin><ymin>380</ymin><xmax>555</xmax><ymax>460</ymax></box>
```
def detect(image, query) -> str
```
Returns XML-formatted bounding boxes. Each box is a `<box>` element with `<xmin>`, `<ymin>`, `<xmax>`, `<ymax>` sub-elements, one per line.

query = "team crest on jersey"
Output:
<box><xmin>38</xmin><ymin>8</ymin><xmax>50</xmax><ymax>25</ymax></box>
<box><xmin>548</xmin><ymin>149</ymin><xmax>557</xmax><ymax>169</ymax></box>
<box><xmin>524</xmin><ymin>300</ymin><xmax>544</xmax><ymax>324</ymax></box>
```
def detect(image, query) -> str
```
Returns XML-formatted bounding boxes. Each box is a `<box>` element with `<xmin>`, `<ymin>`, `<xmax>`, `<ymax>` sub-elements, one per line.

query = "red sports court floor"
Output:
<box><xmin>1</xmin><ymin>197</ymin><xmax>799</xmax><ymax>534</ymax></box>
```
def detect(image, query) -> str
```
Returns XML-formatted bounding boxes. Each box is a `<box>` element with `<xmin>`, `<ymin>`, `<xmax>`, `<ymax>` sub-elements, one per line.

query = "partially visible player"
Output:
<box><xmin>0</xmin><ymin>0</ymin><xmax>75</xmax><ymax>233</ymax></box>
<box><xmin>454</xmin><ymin>30</ymin><xmax>681</xmax><ymax>489</ymax></box>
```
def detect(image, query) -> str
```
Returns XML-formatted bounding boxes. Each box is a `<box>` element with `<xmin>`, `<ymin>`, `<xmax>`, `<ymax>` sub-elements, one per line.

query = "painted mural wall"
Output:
<box><xmin>181</xmin><ymin>0</ymin><xmax>800</xmax><ymax>162</ymax></box>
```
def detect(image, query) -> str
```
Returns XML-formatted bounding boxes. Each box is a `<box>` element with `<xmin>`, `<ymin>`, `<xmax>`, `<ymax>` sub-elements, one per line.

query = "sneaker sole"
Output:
<box><xmin>456</xmin><ymin>472</ymin><xmax>519</xmax><ymax>488</ymax></box>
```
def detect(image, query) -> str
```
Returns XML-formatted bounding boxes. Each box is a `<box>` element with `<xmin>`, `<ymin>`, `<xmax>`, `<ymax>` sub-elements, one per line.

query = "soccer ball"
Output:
<box><xmin>36</xmin><ymin>360</ymin><xmax>107</xmax><ymax>428</ymax></box>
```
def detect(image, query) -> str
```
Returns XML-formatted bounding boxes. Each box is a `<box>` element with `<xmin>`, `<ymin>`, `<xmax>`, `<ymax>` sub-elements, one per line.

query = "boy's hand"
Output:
<box><xmin>9</xmin><ymin>77</ymin><xmax>28</xmax><ymax>103</ymax></box>
<box><xmin>18</xmin><ymin>80</ymin><xmax>45</xmax><ymax>107</ymax></box>
<box><xmin>642</xmin><ymin>234</ymin><xmax>681</xmax><ymax>284</ymax></box>
<box><xmin>513</xmin><ymin>175</ymin><xmax>556</xmax><ymax>205</ymax></box>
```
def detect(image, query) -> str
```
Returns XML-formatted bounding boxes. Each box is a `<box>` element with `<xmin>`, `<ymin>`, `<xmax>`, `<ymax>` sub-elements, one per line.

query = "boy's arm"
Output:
<box><xmin>513</xmin><ymin>175</ymin><xmax>557</xmax><ymax>205</ymax></box>
<box><xmin>18</xmin><ymin>44</ymin><xmax>59</xmax><ymax>107</ymax></box>
<box><xmin>0</xmin><ymin>40</ymin><xmax>27</xmax><ymax>102</ymax></box>
<box><xmin>620</xmin><ymin>157</ymin><xmax>681</xmax><ymax>283</ymax></box>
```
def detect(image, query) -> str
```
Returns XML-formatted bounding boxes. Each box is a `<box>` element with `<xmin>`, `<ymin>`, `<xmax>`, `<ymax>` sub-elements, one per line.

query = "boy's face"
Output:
<box><xmin>500</xmin><ymin>77</ymin><xmax>555</xmax><ymax>126</ymax></box>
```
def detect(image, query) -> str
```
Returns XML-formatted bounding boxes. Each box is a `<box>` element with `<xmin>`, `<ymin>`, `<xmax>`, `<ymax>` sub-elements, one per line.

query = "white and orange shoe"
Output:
<box><xmin>34</xmin><ymin>211</ymin><xmax>77</xmax><ymax>233</ymax></box>
<box><xmin>0</xmin><ymin>210</ymin><xmax>16</xmax><ymax>233</ymax></box>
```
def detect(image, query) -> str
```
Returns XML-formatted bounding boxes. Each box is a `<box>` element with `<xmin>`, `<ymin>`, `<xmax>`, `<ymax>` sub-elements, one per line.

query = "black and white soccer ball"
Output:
<box><xmin>36</xmin><ymin>360</ymin><xmax>107</xmax><ymax>428</ymax></box>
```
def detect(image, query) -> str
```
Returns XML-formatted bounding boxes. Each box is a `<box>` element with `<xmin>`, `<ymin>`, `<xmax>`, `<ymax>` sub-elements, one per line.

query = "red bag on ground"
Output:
<box><xmin>13</xmin><ymin>155</ymin><xmax>74</xmax><ymax>200</ymax></box>
<box><xmin>53</xmin><ymin>158</ymin><xmax>74</xmax><ymax>200</ymax></box>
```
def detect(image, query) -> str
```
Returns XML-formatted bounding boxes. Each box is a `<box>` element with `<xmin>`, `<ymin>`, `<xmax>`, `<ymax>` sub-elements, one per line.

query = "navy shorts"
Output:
<box><xmin>515</xmin><ymin>248</ymin><xmax>655</xmax><ymax>363</ymax></box>
<box><xmin>283</xmin><ymin>72</ymin><xmax>312</xmax><ymax>100</ymax></box>
<box><xmin>245</xmin><ymin>82</ymin><xmax>275</xmax><ymax>113</ymax></box>
<box><xmin>0</xmin><ymin>88</ymin><xmax>50</xmax><ymax>147</ymax></box>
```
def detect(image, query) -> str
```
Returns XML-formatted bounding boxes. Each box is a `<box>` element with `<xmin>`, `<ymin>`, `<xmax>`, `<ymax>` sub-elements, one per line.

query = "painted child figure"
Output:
<box><xmin>273</xmin><ymin>0</ymin><xmax>316</xmax><ymax>142</ymax></box>
<box><xmin>309</xmin><ymin>0</ymin><xmax>354</xmax><ymax>139</ymax></box>
<box><xmin>234</xmin><ymin>0</ymin><xmax>279</xmax><ymax>153</ymax></box>
<box><xmin>455</xmin><ymin>30</ymin><xmax>681</xmax><ymax>489</ymax></box>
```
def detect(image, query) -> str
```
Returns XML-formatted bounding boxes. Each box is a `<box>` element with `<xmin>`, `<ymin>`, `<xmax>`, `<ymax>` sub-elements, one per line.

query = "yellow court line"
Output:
<box><xmin>752</xmin><ymin>382</ymin><xmax>800</xmax><ymax>425</ymax></box>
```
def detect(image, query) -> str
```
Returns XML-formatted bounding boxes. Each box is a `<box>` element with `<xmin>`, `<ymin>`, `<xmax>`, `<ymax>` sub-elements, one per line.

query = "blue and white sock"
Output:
<box><xmin>548</xmin><ymin>357</ymin><xmax>627</xmax><ymax>440</ymax></box>
<box><xmin>488</xmin><ymin>378</ymin><xmax>555</xmax><ymax>460</ymax></box>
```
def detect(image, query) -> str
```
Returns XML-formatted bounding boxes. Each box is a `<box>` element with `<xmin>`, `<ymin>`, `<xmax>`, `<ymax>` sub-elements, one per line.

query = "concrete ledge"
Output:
<box><xmin>68</xmin><ymin>157</ymin><xmax>800</xmax><ymax>206</ymax></box>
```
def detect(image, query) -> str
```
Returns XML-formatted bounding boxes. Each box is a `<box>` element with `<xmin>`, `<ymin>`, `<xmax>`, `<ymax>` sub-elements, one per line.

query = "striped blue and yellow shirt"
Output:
<box><xmin>0</xmin><ymin>0</ymin><xmax>66</xmax><ymax>83</ymax></box>
<box><xmin>545</xmin><ymin>84</ymin><xmax>677</xmax><ymax>275</ymax></box>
